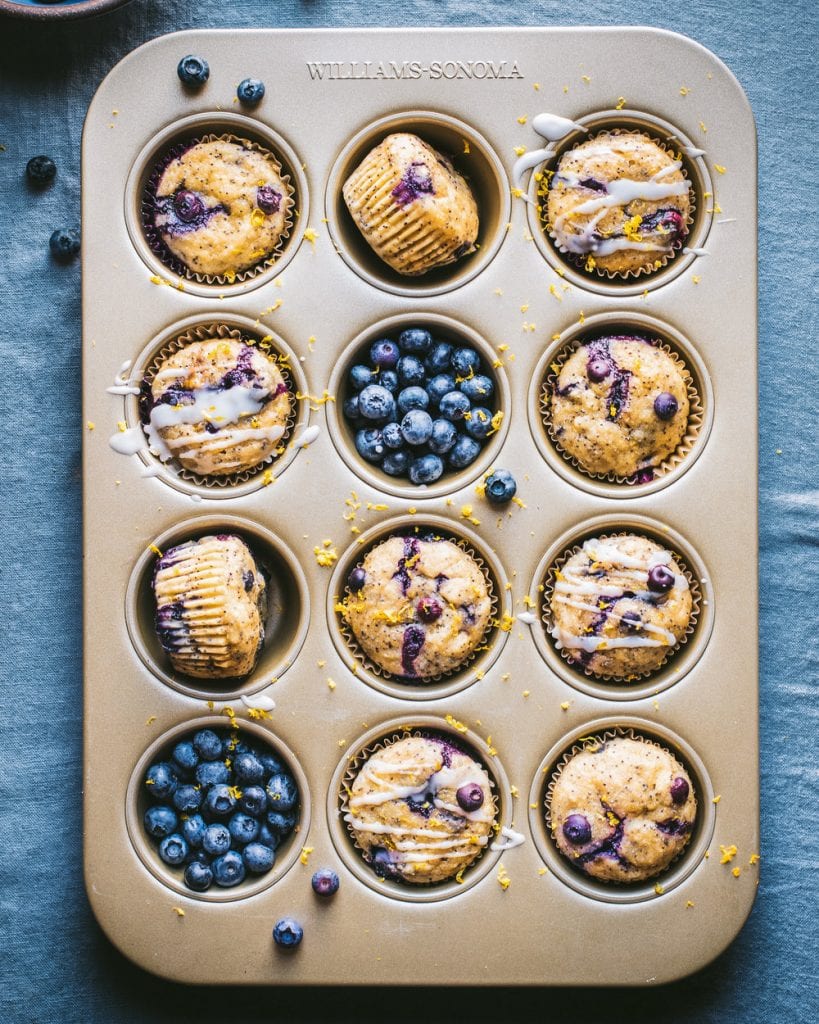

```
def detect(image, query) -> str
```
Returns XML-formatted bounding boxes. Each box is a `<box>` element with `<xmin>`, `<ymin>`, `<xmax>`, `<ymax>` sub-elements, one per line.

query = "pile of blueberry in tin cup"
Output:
<box><xmin>142</xmin><ymin>727</ymin><xmax>298</xmax><ymax>892</ymax></box>
<box><xmin>343</xmin><ymin>326</ymin><xmax>502</xmax><ymax>485</ymax></box>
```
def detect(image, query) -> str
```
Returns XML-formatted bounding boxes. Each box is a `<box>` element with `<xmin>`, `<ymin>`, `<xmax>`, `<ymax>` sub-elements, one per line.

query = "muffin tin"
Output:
<box><xmin>82</xmin><ymin>27</ymin><xmax>758</xmax><ymax>985</ymax></box>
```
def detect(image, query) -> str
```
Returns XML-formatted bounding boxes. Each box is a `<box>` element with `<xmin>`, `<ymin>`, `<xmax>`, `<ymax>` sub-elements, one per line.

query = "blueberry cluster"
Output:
<box><xmin>343</xmin><ymin>328</ymin><xmax>500</xmax><ymax>485</ymax></box>
<box><xmin>142</xmin><ymin>727</ymin><xmax>298</xmax><ymax>892</ymax></box>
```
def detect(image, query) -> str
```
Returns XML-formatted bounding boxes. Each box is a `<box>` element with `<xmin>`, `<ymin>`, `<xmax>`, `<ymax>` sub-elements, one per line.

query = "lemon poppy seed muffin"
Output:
<box><xmin>343</xmin><ymin>133</ymin><xmax>479</xmax><ymax>276</ymax></box>
<box><xmin>346</xmin><ymin>734</ymin><xmax>496</xmax><ymax>884</ymax></box>
<box><xmin>549</xmin><ymin>735</ymin><xmax>697</xmax><ymax>883</ymax></box>
<box><xmin>153</xmin><ymin>534</ymin><xmax>266</xmax><ymax>679</ymax></box>
<box><xmin>550</xmin><ymin>335</ymin><xmax>690</xmax><ymax>479</ymax></box>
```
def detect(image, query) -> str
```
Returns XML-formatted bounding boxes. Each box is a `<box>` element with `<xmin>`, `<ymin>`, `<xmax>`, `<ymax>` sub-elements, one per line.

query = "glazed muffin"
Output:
<box><xmin>550</xmin><ymin>335</ymin><xmax>690</xmax><ymax>479</ymax></box>
<box><xmin>343</xmin><ymin>133</ymin><xmax>479</xmax><ymax>276</ymax></box>
<box><xmin>345</xmin><ymin>734</ymin><xmax>496</xmax><ymax>884</ymax></box>
<box><xmin>549</xmin><ymin>534</ymin><xmax>692</xmax><ymax>679</ymax></box>
<box><xmin>544</xmin><ymin>131</ymin><xmax>691</xmax><ymax>276</ymax></box>
<box><xmin>340</xmin><ymin>535</ymin><xmax>491</xmax><ymax>679</ymax></box>
<box><xmin>141</xmin><ymin>339</ymin><xmax>292</xmax><ymax>477</ymax></box>
<box><xmin>151</xmin><ymin>139</ymin><xmax>292</xmax><ymax>278</ymax></box>
<box><xmin>153</xmin><ymin>534</ymin><xmax>266</xmax><ymax>679</ymax></box>
<box><xmin>548</xmin><ymin>735</ymin><xmax>697</xmax><ymax>883</ymax></box>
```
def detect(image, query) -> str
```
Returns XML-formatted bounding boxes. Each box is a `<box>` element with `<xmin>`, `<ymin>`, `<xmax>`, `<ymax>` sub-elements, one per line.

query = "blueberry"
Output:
<box><xmin>397</xmin><ymin>386</ymin><xmax>429</xmax><ymax>415</ymax></box>
<box><xmin>370</xmin><ymin>847</ymin><xmax>397</xmax><ymax>879</ymax></box>
<box><xmin>159</xmin><ymin>833</ymin><xmax>189</xmax><ymax>866</ymax></box>
<box><xmin>26</xmin><ymin>155</ymin><xmax>56</xmax><ymax>185</ymax></box>
<box><xmin>172</xmin><ymin>784</ymin><xmax>203</xmax><ymax>814</ymax></box>
<box><xmin>416</xmin><ymin>596</ymin><xmax>443</xmax><ymax>622</ymax></box>
<box><xmin>439</xmin><ymin>391</ymin><xmax>471</xmax><ymax>422</ymax></box>
<box><xmin>311</xmin><ymin>868</ymin><xmax>340</xmax><ymax>897</ymax></box>
<box><xmin>213</xmin><ymin>850</ymin><xmax>246</xmax><ymax>887</ymax></box>
<box><xmin>233</xmin><ymin>752</ymin><xmax>264</xmax><ymax>784</ymax></box>
<box><xmin>342</xmin><ymin>394</ymin><xmax>361</xmax><ymax>420</ymax></box>
<box><xmin>195</xmin><ymin>761</ymin><xmax>229</xmax><ymax>788</ymax></box>
<box><xmin>456</xmin><ymin>783</ymin><xmax>485</xmax><ymax>812</ymax></box>
<box><xmin>204</xmin><ymin>784</ymin><xmax>236</xmax><ymax>818</ymax></box>
<box><xmin>257</xmin><ymin>751</ymin><xmax>285</xmax><ymax>777</ymax></box>
<box><xmin>349</xmin><ymin>364</ymin><xmax>374</xmax><ymax>391</ymax></box>
<box><xmin>620</xmin><ymin>610</ymin><xmax>643</xmax><ymax>632</ymax></box>
<box><xmin>171</xmin><ymin>741</ymin><xmax>199</xmax><ymax>774</ymax></box>
<box><xmin>173</xmin><ymin>189</ymin><xmax>204</xmax><ymax>223</ymax></box>
<box><xmin>400</xmin><ymin>409</ymin><xmax>433</xmax><ymax>446</ymax></box>
<box><xmin>428</xmin><ymin>418</ymin><xmax>458</xmax><ymax>454</ymax></box>
<box><xmin>273</xmin><ymin>917</ymin><xmax>303</xmax><ymax>948</ymax></box>
<box><xmin>369</xmin><ymin>338</ymin><xmax>400</xmax><ymax>368</ymax></box>
<box><xmin>587</xmin><ymin>356</ymin><xmax>612</xmax><ymax>383</ymax></box>
<box><xmin>193</xmin><ymin>729</ymin><xmax>223</xmax><ymax>761</ymax></box>
<box><xmin>202</xmin><ymin>823</ymin><xmax>232</xmax><ymax>857</ymax></box>
<box><xmin>484</xmin><ymin>469</ymin><xmax>517</xmax><ymax>505</ymax></box>
<box><xmin>451</xmin><ymin>347</ymin><xmax>481</xmax><ymax>377</ymax></box>
<box><xmin>256</xmin><ymin>185</ymin><xmax>281</xmax><ymax>214</ymax></box>
<box><xmin>653</xmin><ymin>392</ymin><xmax>679</xmax><ymax>421</ymax></box>
<box><xmin>425</xmin><ymin>341</ymin><xmax>453</xmax><ymax>374</ymax></box>
<box><xmin>145</xmin><ymin>762</ymin><xmax>178</xmax><ymax>800</ymax></box>
<box><xmin>382</xmin><ymin>450</ymin><xmax>410</xmax><ymax>476</ymax></box>
<box><xmin>266</xmin><ymin>773</ymin><xmax>298</xmax><ymax>812</ymax></box>
<box><xmin>239</xmin><ymin>785</ymin><xmax>268</xmax><ymax>816</ymax></box>
<box><xmin>409</xmin><ymin>453</ymin><xmax>444</xmax><ymax>485</ymax></box>
<box><xmin>358</xmin><ymin>385</ymin><xmax>396</xmax><ymax>422</ymax></box>
<box><xmin>181</xmin><ymin>813</ymin><xmax>207</xmax><ymax>848</ymax></box>
<box><xmin>49</xmin><ymin>228</ymin><xmax>80</xmax><ymax>262</ymax></box>
<box><xmin>237</xmin><ymin>78</ymin><xmax>265</xmax><ymax>105</ymax></box>
<box><xmin>398</xmin><ymin>327</ymin><xmax>433</xmax><ymax>354</ymax></box>
<box><xmin>347</xmin><ymin>566</ymin><xmax>367</xmax><ymax>592</ymax></box>
<box><xmin>448</xmin><ymin>435</ymin><xmax>481</xmax><ymax>469</ymax></box>
<box><xmin>647</xmin><ymin>564</ymin><xmax>675</xmax><ymax>594</ymax></box>
<box><xmin>397</xmin><ymin>355</ymin><xmax>426</xmax><ymax>387</ymax></box>
<box><xmin>257</xmin><ymin>822</ymin><xmax>281</xmax><ymax>850</ymax></box>
<box><xmin>355</xmin><ymin>427</ymin><xmax>386</xmax><ymax>463</ymax></box>
<box><xmin>184</xmin><ymin>860</ymin><xmax>213</xmax><ymax>892</ymax></box>
<box><xmin>427</xmin><ymin>374</ymin><xmax>456</xmax><ymax>406</ymax></box>
<box><xmin>379</xmin><ymin>369</ymin><xmax>399</xmax><ymax>394</ymax></box>
<box><xmin>459</xmin><ymin>374</ymin><xmax>494</xmax><ymax>402</ymax></box>
<box><xmin>243</xmin><ymin>842</ymin><xmax>276</xmax><ymax>874</ymax></box>
<box><xmin>382</xmin><ymin>421</ymin><xmax>404</xmax><ymax>449</ymax></box>
<box><xmin>562</xmin><ymin>813</ymin><xmax>592</xmax><ymax>845</ymax></box>
<box><xmin>143</xmin><ymin>805</ymin><xmax>178</xmax><ymax>839</ymax></box>
<box><xmin>464</xmin><ymin>406</ymin><xmax>494</xmax><ymax>440</ymax></box>
<box><xmin>266</xmin><ymin>809</ymin><xmax>298</xmax><ymax>836</ymax></box>
<box><xmin>670</xmin><ymin>777</ymin><xmax>690</xmax><ymax>805</ymax></box>
<box><xmin>228</xmin><ymin>812</ymin><xmax>260</xmax><ymax>847</ymax></box>
<box><xmin>177</xmin><ymin>55</ymin><xmax>210</xmax><ymax>87</ymax></box>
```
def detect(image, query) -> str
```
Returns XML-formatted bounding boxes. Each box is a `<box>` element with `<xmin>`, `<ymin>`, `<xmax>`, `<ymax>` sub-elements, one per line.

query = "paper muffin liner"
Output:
<box><xmin>543</xmin><ymin>726</ymin><xmax>698</xmax><ymax>884</ymax></box>
<box><xmin>138</xmin><ymin>322</ymin><xmax>297</xmax><ymax>488</ymax></box>
<box><xmin>540</xmin><ymin>531</ymin><xmax>701</xmax><ymax>683</ymax></box>
<box><xmin>335</xmin><ymin>528</ymin><xmax>499</xmax><ymax>685</ymax></box>
<box><xmin>537</xmin><ymin>128</ymin><xmax>697</xmax><ymax>282</ymax></box>
<box><xmin>141</xmin><ymin>132</ymin><xmax>296</xmax><ymax>286</ymax></box>
<box><xmin>339</xmin><ymin>726</ymin><xmax>500</xmax><ymax>886</ymax></box>
<box><xmin>540</xmin><ymin>334</ymin><xmax>704</xmax><ymax>485</ymax></box>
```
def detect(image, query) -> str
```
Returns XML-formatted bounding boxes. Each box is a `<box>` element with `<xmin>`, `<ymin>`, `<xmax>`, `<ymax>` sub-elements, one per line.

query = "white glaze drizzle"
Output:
<box><xmin>294</xmin><ymin>425</ymin><xmax>320</xmax><ymax>449</ymax></box>
<box><xmin>241</xmin><ymin>694</ymin><xmax>276</xmax><ymax>711</ymax></box>
<box><xmin>511</xmin><ymin>112</ymin><xmax>587</xmax><ymax>190</ymax></box>
<box><xmin>491</xmin><ymin>826</ymin><xmax>526</xmax><ymax>851</ymax></box>
<box><xmin>517</xmin><ymin>611</ymin><xmax>537</xmax><ymax>625</ymax></box>
<box><xmin>109</xmin><ymin>426</ymin><xmax>148</xmax><ymax>456</ymax></box>
<box><xmin>683</xmin><ymin>246</ymin><xmax>709</xmax><ymax>256</ymax></box>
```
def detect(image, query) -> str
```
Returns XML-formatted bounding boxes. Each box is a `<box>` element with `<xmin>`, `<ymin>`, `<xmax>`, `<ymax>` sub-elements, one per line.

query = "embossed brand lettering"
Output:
<box><xmin>305</xmin><ymin>60</ymin><xmax>524</xmax><ymax>81</ymax></box>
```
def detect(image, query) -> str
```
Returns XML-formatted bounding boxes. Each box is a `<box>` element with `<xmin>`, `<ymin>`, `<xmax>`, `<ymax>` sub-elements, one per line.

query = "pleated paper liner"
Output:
<box><xmin>539</xmin><ymin>333</ymin><xmax>704</xmax><ymax>486</ymax></box>
<box><xmin>536</xmin><ymin>128</ymin><xmax>697</xmax><ymax>282</ymax></box>
<box><xmin>540</xmin><ymin>531</ymin><xmax>702</xmax><ymax>684</ymax></box>
<box><xmin>338</xmin><ymin>725</ymin><xmax>500</xmax><ymax>887</ymax></box>
<box><xmin>138</xmin><ymin>322</ymin><xmax>297</xmax><ymax>489</ymax></box>
<box><xmin>140</xmin><ymin>132</ymin><xmax>295</xmax><ymax>287</ymax></box>
<box><xmin>543</xmin><ymin>726</ymin><xmax>698</xmax><ymax>885</ymax></box>
<box><xmin>335</xmin><ymin>527</ymin><xmax>499</xmax><ymax>687</ymax></box>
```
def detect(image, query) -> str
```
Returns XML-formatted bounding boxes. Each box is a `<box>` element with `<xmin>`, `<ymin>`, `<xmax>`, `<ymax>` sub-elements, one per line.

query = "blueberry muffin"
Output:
<box><xmin>549</xmin><ymin>534</ymin><xmax>692</xmax><ymax>679</ymax></box>
<box><xmin>345</xmin><ymin>734</ymin><xmax>496</xmax><ymax>884</ymax></box>
<box><xmin>549</xmin><ymin>335</ymin><xmax>689</xmax><ymax>479</ymax></box>
<box><xmin>153</xmin><ymin>534</ymin><xmax>266</xmax><ymax>679</ymax></box>
<box><xmin>151</xmin><ymin>139</ymin><xmax>292</xmax><ymax>278</ymax></box>
<box><xmin>343</xmin><ymin>133</ymin><xmax>479</xmax><ymax>276</ymax></box>
<box><xmin>141</xmin><ymin>339</ymin><xmax>291</xmax><ymax>477</ymax></box>
<box><xmin>545</xmin><ymin>131</ymin><xmax>691</xmax><ymax>276</ymax></box>
<box><xmin>548</xmin><ymin>735</ymin><xmax>696</xmax><ymax>883</ymax></box>
<box><xmin>340</xmin><ymin>535</ymin><xmax>491</xmax><ymax>679</ymax></box>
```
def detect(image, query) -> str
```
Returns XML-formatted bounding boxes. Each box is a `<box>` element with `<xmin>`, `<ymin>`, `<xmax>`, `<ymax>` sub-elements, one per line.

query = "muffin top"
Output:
<box><xmin>545</xmin><ymin>131</ymin><xmax>691</xmax><ymax>276</ymax></box>
<box><xmin>142</xmin><ymin>338</ymin><xmax>292</xmax><ymax>478</ymax></box>
<box><xmin>550</xmin><ymin>335</ymin><xmax>690</xmax><ymax>479</ymax></box>
<box><xmin>152</xmin><ymin>139</ymin><xmax>291</xmax><ymax>278</ymax></box>
<box><xmin>345</xmin><ymin>734</ymin><xmax>496</xmax><ymax>885</ymax></box>
<box><xmin>549</xmin><ymin>735</ymin><xmax>697</xmax><ymax>883</ymax></box>
<box><xmin>549</xmin><ymin>533</ymin><xmax>692</xmax><ymax>679</ymax></box>
<box><xmin>340</xmin><ymin>535</ymin><xmax>492</xmax><ymax>679</ymax></box>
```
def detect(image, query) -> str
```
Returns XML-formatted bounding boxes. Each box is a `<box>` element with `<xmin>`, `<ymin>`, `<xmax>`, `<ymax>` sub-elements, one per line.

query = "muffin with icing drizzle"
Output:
<box><xmin>549</xmin><ymin>534</ymin><xmax>692</xmax><ymax>679</ymax></box>
<box><xmin>544</xmin><ymin>131</ymin><xmax>691</xmax><ymax>276</ymax></box>
<box><xmin>345</xmin><ymin>734</ymin><xmax>497</xmax><ymax>884</ymax></box>
<box><xmin>149</xmin><ymin>138</ymin><xmax>292</xmax><ymax>279</ymax></box>
<box><xmin>342</xmin><ymin>133</ymin><xmax>479</xmax><ymax>276</ymax></box>
<box><xmin>339</xmin><ymin>535</ymin><xmax>492</xmax><ymax>679</ymax></box>
<box><xmin>153</xmin><ymin>534</ymin><xmax>266</xmax><ymax>679</ymax></box>
<box><xmin>140</xmin><ymin>338</ymin><xmax>292</xmax><ymax>478</ymax></box>
<box><xmin>548</xmin><ymin>735</ymin><xmax>697</xmax><ymax>883</ymax></box>
<box><xmin>550</xmin><ymin>334</ymin><xmax>690</xmax><ymax>480</ymax></box>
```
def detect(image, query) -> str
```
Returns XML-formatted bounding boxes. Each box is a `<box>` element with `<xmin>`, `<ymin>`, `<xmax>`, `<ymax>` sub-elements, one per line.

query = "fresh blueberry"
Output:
<box><xmin>172</xmin><ymin>784</ymin><xmax>203</xmax><ymax>814</ymax></box>
<box><xmin>193</xmin><ymin>729</ymin><xmax>223</xmax><ymax>762</ymax></box>
<box><xmin>464</xmin><ymin>406</ymin><xmax>494</xmax><ymax>440</ymax></box>
<box><xmin>397</xmin><ymin>386</ymin><xmax>429</xmax><ymax>415</ymax></box>
<box><xmin>398</xmin><ymin>327</ymin><xmax>433</xmax><ymax>354</ymax></box>
<box><xmin>228</xmin><ymin>812</ymin><xmax>260</xmax><ymax>847</ymax></box>
<box><xmin>670</xmin><ymin>777</ymin><xmax>690</xmax><ymax>805</ymax></box>
<box><xmin>204</xmin><ymin>784</ymin><xmax>236</xmax><ymax>818</ymax></box>
<box><xmin>181</xmin><ymin>813</ymin><xmax>207</xmax><ymax>848</ymax></box>
<box><xmin>171</xmin><ymin>741</ymin><xmax>198</xmax><ymax>775</ymax></box>
<box><xmin>448</xmin><ymin>435</ymin><xmax>481</xmax><ymax>469</ymax></box>
<box><xmin>358</xmin><ymin>384</ymin><xmax>396</xmax><ymax>421</ymax></box>
<box><xmin>49</xmin><ymin>228</ymin><xmax>80</xmax><ymax>262</ymax></box>
<box><xmin>243</xmin><ymin>842</ymin><xmax>276</xmax><ymax>874</ymax></box>
<box><xmin>459</xmin><ymin>374</ymin><xmax>494</xmax><ymax>402</ymax></box>
<box><xmin>342</xmin><ymin>394</ymin><xmax>361</xmax><ymax>420</ymax></box>
<box><xmin>266</xmin><ymin>773</ymin><xmax>298</xmax><ymax>812</ymax></box>
<box><xmin>438</xmin><ymin>391</ymin><xmax>471</xmax><ymax>421</ymax></box>
<box><xmin>456</xmin><ymin>784</ymin><xmax>485</xmax><ymax>812</ymax></box>
<box><xmin>369</xmin><ymin>338</ymin><xmax>400</xmax><ymax>368</ymax></box>
<box><xmin>177</xmin><ymin>55</ymin><xmax>210</xmax><ymax>87</ymax></box>
<box><xmin>239</xmin><ymin>785</ymin><xmax>268</xmax><ymax>816</ymax></box>
<box><xmin>311</xmin><ymin>868</ymin><xmax>340</xmax><ymax>897</ymax></box>
<box><xmin>653</xmin><ymin>392</ymin><xmax>679</xmax><ymax>420</ymax></box>
<box><xmin>256</xmin><ymin>185</ymin><xmax>281</xmax><ymax>214</ymax></box>
<box><xmin>428</xmin><ymin>418</ymin><xmax>458</xmax><ymax>454</ymax></box>
<box><xmin>587</xmin><ymin>357</ymin><xmax>611</xmax><ymax>382</ymax></box>
<box><xmin>266</xmin><ymin>809</ymin><xmax>298</xmax><ymax>836</ymax></box>
<box><xmin>273</xmin><ymin>917</ymin><xmax>303</xmax><ymax>948</ymax></box>
<box><xmin>425</xmin><ymin>341</ymin><xmax>453</xmax><ymax>374</ymax></box>
<box><xmin>213</xmin><ymin>850</ymin><xmax>246</xmax><ymax>887</ymax></box>
<box><xmin>233</xmin><ymin>752</ymin><xmax>264</xmax><ymax>785</ymax></box>
<box><xmin>173</xmin><ymin>189</ymin><xmax>204</xmax><ymax>223</ymax></box>
<box><xmin>416</xmin><ymin>596</ymin><xmax>443</xmax><ymax>622</ymax></box>
<box><xmin>237</xmin><ymin>78</ymin><xmax>265</xmax><ymax>105</ymax></box>
<box><xmin>562</xmin><ymin>813</ymin><xmax>592</xmax><ymax>845</ymax></box>
<box><xmin>195</xmin><ymin>760</ymin><xmax>229</xmax><ymax>788</ymax></box>
<box><xmin>484</xmin><ymin>469</ymin><xmax>517</xmax><ymax>504</ymax></box>
<box><xmin>647</xmin><ymin>564</ymin><xmax>676</xmax><ymax>594</ymax></box>
<box><xmin>400</xmin><ymin>409</ymin><xmax>433</xmax><ymax>446</ymax></box>
<box><xmin>397</xmin><ymin>355</ymin><xmax>426</xmax><ymax>387</ymax></box>
<box><xmin>159</xmin><ymin>833</ymin><xmax>189</xmax><ymax>866</ymax></box>
<box><xmin>349</xmin><ymin>364</ymin><xmax>374</xmax><ymax>391</ymax></box>
<box><xmin>145</xmin><ymin>762</ymin><xmax>178</xmax><ymax>800</ymax></box>
<box><xmin>257</xmin><ymin>751</ymin><xmax>285</xmax><ymax>777</ymax></box>
<box><xmin>379</xmin><ymin>369</ymin><xmax>399</xmax><ymax>394</ymax></box>
<box><xmin>451</xmin><ymin>347</ymin><xmax>481</xmax><ymax>377</ymax></box>
<box><xmin>257</xmin><ymin>822</ymin><xmax>281</xmax><ymax>850</ymax></box>
<box><xmin>184</xmin><ymin>860</ymin><xmax>213</xmax><ymax>892</ymax></box>
<box><xmin>409</xmin><ymin>453</ymin><xmax>444</xmax><ymax>485</ymax></box>
<box><xmin>383</xmin><ymin>450</ymin><xmax>410</xmax><ymax>476</ymax></box>
<box><xmin>347</xmin><ymin>566</ymin><xmax>367</xmax><ymax>592</ymax></box>
<box><xmin>26</xmin><ymin>155</ymin><xmax>56</xmax><ymax>185</ymax></box>
<box><xmin>202</xmin><ymin>823</ymin><xmax>232</xmax><ymax>856</ymax></box>
<box><xmin>381</xmin><ymin>421</ymin><xmax>404</xmax><ymax>449</ymax></box>
<box><xmin>355</xmin><ymin>427</ymin><xmax>386</xmax><ymax>463</ymax></box>
<box><xmin>143</xmin><ymin>805</ymin><xmax>178</xmax><ymax>839</ymax></box>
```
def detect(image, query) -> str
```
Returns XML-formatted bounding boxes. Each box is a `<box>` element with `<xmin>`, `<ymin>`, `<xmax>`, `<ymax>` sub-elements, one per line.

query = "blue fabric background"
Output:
<box><xmin>0</xmin><ymin>1</ymin><xmax>816</xmax><ymax>1020</ymax></box>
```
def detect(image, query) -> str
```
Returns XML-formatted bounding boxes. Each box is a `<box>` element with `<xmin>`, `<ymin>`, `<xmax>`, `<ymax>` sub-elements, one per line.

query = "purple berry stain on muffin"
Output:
<box><xmin>416</xmin><ymin>596</ymin><xmax>443</xmax><ymax>622</ymax></box>
<box><xmin>392</xmin><ymin>536</ymin><xmax>420</xmax><ymax>595</ymax></box>
<box><xmin>391</xmin><ymin>161</ymin><xmax>435</xmax><ymax>207</ymax></box>
<box><xmin>401</xmin><ymin>625</ymin><xmax>426</xmax><ymax>675</ymax></box>
<box><xmin>154</xmin><ymin>188</ymin><xmax>225</xmax><ymax>238</ymax></box>
<box><xmin>256</xmin><ymin>185</ymin><xmax>281</xmax><ymax>214</ymax></box>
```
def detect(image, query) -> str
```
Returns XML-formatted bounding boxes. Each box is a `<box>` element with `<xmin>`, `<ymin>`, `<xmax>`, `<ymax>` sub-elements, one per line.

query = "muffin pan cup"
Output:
<box><xmin>83</xmin><ymin>27</ymin><xmax>757</xmax><ymax>986</ymax></box>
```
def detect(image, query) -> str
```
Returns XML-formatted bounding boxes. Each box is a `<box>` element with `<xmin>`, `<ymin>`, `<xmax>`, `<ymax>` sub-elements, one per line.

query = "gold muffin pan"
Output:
<box><xmin>83</xmin><ymin>28</ymin><xmax>757</xmax><ymax>986</ymax></box>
